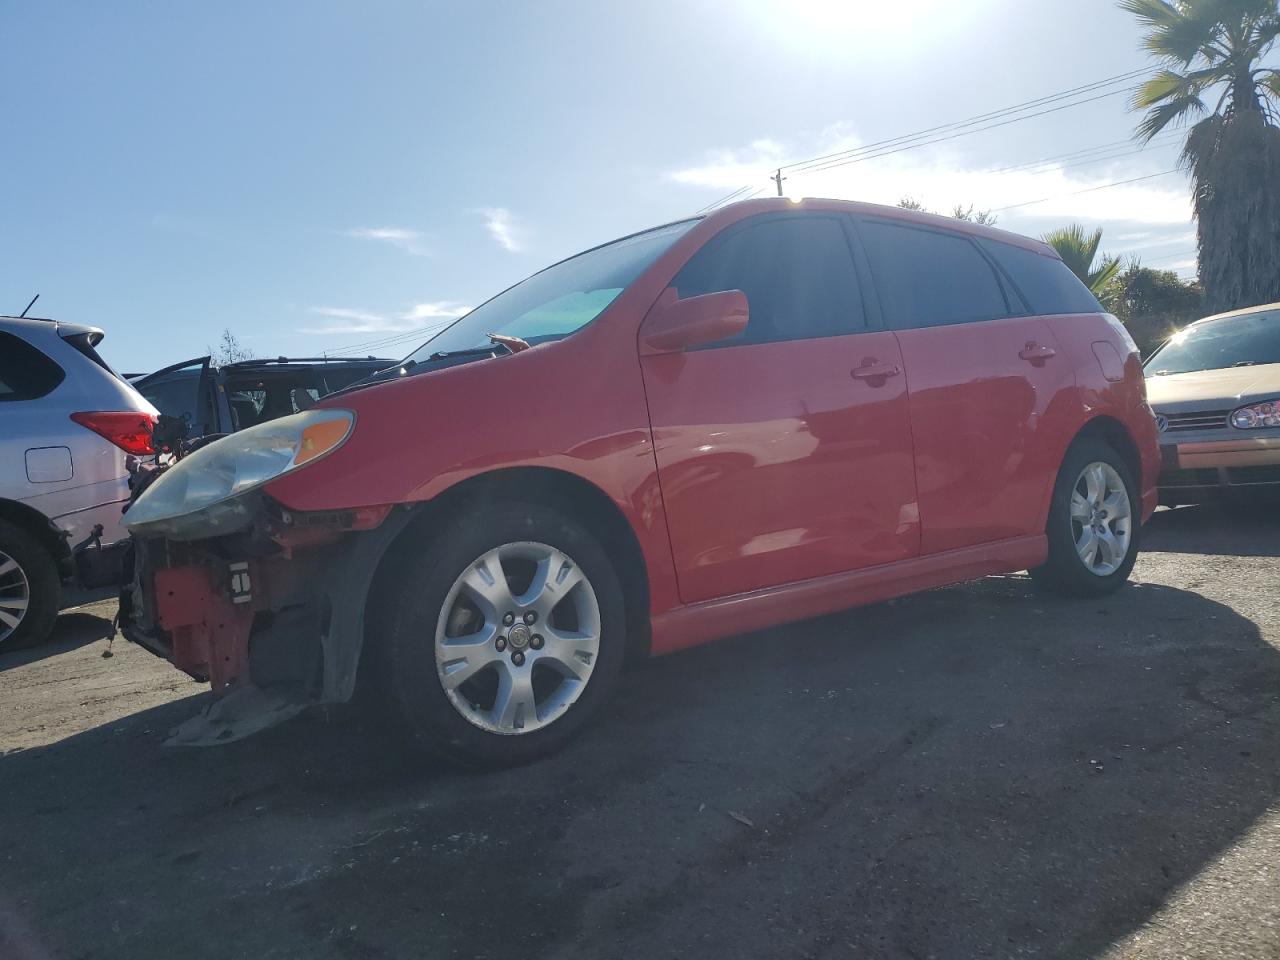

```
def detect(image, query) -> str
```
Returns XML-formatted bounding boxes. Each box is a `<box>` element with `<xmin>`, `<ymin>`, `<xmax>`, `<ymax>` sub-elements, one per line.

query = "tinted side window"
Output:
<box><xmin>138</xmin><ymin>371</ymin><xmax>206</xmax><ymax>430</ymax></box>
<box><xmin>860</xmin><ymin>220</ymin><xmax>1009</xmax><ymax>329</ymax></box>
<box><xmin>0</xmin><ymin>331</ymin><xmax>66</xmax><ymax>401</ymax></box>
<box><xmin>979</xmin><ymin>239</ymin><xmax>1102</xmax><ymax>316</ymax></box>
<box><xmin>673</xmin><ymin>216</ymin><xmax>865</xmax><ymax>344</ymax></box>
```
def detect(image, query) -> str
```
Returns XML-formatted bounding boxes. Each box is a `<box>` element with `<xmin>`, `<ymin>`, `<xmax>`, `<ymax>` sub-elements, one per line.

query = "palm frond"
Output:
<box><xmin>1262</xmin><ymin>68</ymin><xmax>1280</xmax><ymax>103</ymax></box>
<box><xmin>1137</xmin><ymin>92</ymin><xmax>1207</xmax><ymax>141</ymax></box>
<box><xmin>1042</xmin><ymin>224</ymin><xmax>1107</xmax><ymax>287</ymax></box>
<box><xmin>1089</xmin><ymin>255</ymin><xmax>1124</xmax><ymax>296</ymax></box>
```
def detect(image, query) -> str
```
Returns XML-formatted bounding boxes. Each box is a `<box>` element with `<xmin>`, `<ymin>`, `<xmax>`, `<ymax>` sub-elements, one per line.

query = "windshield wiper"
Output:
<box><xmin>426</xmin><ymin>346</ymin><xmax>501</xmax><ymax>361</ymax></box>
<box><xmin>1233</xmin><ymin>360</ymin><xmax>1261</xmax><ymax>367</ymax></box>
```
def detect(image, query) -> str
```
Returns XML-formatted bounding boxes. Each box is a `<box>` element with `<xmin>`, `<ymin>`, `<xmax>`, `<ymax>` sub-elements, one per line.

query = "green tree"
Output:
<box><xmin>1120</xmin><ymin>0</ymin><xmax>1280</xmax><ymax>313</ymax></box>
<box><xmin>1102</xmin><ymin>260</ymin><xmax>1205</xmax><ymax>355</ymax></box>
<box><xmin>897</xmin><ymin>196</ymin><xmax>998</xmax><ymax>226</ymax></box>
<box><xmin>1041</xmin><ymin>224</ymin><xmax>1122</xmax><ymax>296</ymax></box>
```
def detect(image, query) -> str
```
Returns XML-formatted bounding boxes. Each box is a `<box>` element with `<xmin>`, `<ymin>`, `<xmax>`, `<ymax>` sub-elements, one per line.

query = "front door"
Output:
<box><xmin>640</xmin><ymin>213</ymin><xmax>920</xmax><ymax>605</ymax></box>
<box><xmin>856</xmin><ymin>217</ymin><xmax>1076</xmax><ymax>555</ymax></box>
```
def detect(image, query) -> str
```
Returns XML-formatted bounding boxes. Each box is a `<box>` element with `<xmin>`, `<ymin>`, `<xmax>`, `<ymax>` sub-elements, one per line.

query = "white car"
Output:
<box><xmin>0</xmin><ymin>315</ymin><xmax>157</xmax><ymax>649</ymax></box>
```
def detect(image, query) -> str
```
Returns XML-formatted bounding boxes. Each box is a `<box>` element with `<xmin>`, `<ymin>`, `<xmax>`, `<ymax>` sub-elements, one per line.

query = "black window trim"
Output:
<box><xmin>0</xmin><ymin>330</ymin><xmax>68</xmax><ymax>402</ymax></box>
<box><xmin>673</xmin><ymin>210</ymin><xmax>880</xmax><ymax>350</ymax></box>
<box><xmin>976</xmin><ymin>236</ymin><xmax>1103</xmax><ymax>318</ymax></box>
<box><xmin>851</xmin><ymin>215</ymin><xmax>1030</xmax><ymax>331</ymax></box>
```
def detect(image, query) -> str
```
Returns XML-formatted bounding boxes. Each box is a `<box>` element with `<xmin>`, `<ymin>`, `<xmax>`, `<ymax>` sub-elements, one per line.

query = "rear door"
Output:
<box><xmin>856</xmin><ymin>217</ymin><xmax>1076</xmax><ymax>555</ymax></box>
<box><xmin>133</xmin><ymin>357</ymin><xmax>220</xmax><ymax>437</ymax></box>
<box><xmin>640</xmin><ymin>212</ymin><xmax>920</xmax><ymax>604</ymax></box>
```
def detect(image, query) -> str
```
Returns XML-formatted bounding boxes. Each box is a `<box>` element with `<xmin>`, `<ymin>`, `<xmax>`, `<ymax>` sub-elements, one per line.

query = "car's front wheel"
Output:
<box><xmin>1030</xmin><ymin>438</ymin><xmax>1140</xmax><ymax>597</ymax></box>
<box><xmin>374</xmin><ymin>502</ymin><xmax>626</xmax><ymax>769</ymax></box>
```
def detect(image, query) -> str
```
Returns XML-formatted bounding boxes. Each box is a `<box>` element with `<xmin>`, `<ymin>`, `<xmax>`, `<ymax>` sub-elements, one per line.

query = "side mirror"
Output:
<box><xmin>639</xmin><ymin>288</ymin><xmax>749</xmax><ymax>355</ymax></box>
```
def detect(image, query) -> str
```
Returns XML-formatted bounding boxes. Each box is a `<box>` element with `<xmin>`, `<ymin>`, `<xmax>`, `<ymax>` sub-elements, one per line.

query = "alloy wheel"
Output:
<box><xmin>434</xmin><ymin>541</ymin><xmax>601</xmax><ymax>735</ymax></box>
<box><xmin>1069</xmin><ymin>461</ymin><xmax>1133</xmax><ymax>577</ymax></box>
<box><xmin>0</xmin><ymin>549</ymin><xmax>31</xmax><ymax>645</ymax></box>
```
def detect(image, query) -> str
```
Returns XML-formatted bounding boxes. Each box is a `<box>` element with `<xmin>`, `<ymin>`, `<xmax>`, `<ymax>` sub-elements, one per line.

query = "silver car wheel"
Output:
<box><xmin>434</xmin><ymin>541</ymin><xmax>601</xmax><ymax>735</ymax></box>
<box><xmin>1069</xmin><ymin>461</ymin><xmax>1133</xmax><ymax>577</ymax></box>
<box><xmin>0</xmin><ymin>549</ymin><xmax>31</xmax><ymax>644</ymax></box>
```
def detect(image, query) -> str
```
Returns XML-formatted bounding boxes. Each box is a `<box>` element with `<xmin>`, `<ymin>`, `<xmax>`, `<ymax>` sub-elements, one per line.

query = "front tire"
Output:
<box><xmin>0</xmin><ymin>519</ymin><xmax>60</xmax><ymax>651</ymax></box>
<box><xmin>373</xmin><ymin>501</ymin><xmax>626</xmax><ymax>769</ymax></box>
<box><xmin>1030</xmin><ymin>438</ymin><xmax>1140</xmax><ymax>597</ymax></box>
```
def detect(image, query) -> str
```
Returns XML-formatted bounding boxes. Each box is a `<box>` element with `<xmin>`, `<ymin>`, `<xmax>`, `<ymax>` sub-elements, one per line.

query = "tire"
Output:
<box><xmin>1029</xmin><ymin>438</ymin><xmax>1141</xmax><ymax>598</ymax></box>
<box><xmin>0</xmin><ymin>518</ymin><xmax>61</xmax><ymax>651</ymax></box>
<box><xmin>371</xmin><ymin>501</ymin><xmax>627</xmax><ymax>769</ymax></box>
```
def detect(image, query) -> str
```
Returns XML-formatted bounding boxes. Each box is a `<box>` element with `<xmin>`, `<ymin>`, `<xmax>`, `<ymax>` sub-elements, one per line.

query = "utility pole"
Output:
<box><xmin>771</xmin><ymin>168</ymin><xmax>787</xmax><ymax>197</ymax></box>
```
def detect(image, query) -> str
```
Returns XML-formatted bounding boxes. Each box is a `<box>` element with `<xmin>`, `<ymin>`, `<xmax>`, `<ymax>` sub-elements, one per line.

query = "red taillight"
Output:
<box><xmin>70</xmin><ymin>411</ymin><xmax>157</xmax><ymax>455</ymax></box>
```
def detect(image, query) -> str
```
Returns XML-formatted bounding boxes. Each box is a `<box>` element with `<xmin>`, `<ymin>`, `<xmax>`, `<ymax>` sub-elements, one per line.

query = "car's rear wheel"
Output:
<box><xmin>0</xmin><ymin>519</ymin><xmax>60</xmax><ymax>651</ymax></box>
<box><xmin>1030</xmin><ymin>438</ymin><xmax>1140</xmax><ymax>597</ymax></box>
<box><xmin>374</xmin><ymin>502</ymin><xmax>626</xmax><ymax>769</ymax></box>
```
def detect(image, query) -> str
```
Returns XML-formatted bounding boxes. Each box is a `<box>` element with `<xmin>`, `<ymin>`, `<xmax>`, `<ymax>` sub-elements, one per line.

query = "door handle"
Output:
<box><xmin>851</xmin><ymin>360</ymin><xmax>901</xmax><ymax>383</ymax></box>
<box><xmin>1018</xmin><ymin>341</ymin><xmax>1056</xmax><ymax>365</ymax></box>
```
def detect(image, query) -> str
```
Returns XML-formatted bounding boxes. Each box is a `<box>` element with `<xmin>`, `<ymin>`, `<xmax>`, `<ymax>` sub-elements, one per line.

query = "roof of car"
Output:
<box><xmin>1191</xmin><ymin>300</ymin><xmax>1280</xmax><ymax>326</ymax></box>
<box><xmin>710</xmin><ymin>197</ymin><xmax>1059</xmax><ymax>257</ymax></box>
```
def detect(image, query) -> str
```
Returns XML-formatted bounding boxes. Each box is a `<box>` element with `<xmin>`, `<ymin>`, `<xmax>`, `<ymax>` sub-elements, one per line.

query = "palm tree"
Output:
<box><xmin>1042</xmin><ymin>224</ymin><xmax>1122</xmax><ymax>296</ymax></box>
<box><xmin>1120</xmin><ymin>0</ymin><xmax>1280</xmax><ymax>313</ymax></box>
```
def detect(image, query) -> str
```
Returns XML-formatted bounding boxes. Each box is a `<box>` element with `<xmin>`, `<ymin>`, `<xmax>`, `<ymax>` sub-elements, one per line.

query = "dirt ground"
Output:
<box><xmin>2</xmin><ymin>504</ymin><xmax>1278</xmax><ymax>960</ymax></box>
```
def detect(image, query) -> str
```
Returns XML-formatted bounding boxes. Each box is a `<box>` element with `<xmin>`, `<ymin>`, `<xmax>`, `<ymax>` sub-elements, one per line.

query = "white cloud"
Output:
<box><xmin>666</xmin><ymin>138</ymin><xmax>793</xmax><ymax>189</ymax></box>
<box><xmin>667</xmin><ymin>130</ymin><xmax>1192</xmax><ymax>229</ymax></box>
<box><xmin>345</xmin><ymin>226</ymin><xmax>432</xmax><ymax>257</ymax></box>
<box><xmin>300</xmin><ymin>301</ymin><xmax>470</xmax><ymax>335</ymax></box>
<box><xmin>479</xmin><ymin>207</ymin><xmax>524</xmax><ymax>252</ymax></box>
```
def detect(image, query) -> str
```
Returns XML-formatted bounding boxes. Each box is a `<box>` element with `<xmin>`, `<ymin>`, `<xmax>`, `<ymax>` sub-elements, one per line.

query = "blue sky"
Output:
<box><xmin>2</xmin><ymin>1</ymin><xmax>1198</xmax><ymax>371</ymax></box>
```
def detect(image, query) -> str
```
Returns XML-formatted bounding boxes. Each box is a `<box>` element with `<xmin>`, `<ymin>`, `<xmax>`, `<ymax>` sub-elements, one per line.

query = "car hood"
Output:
<box><xmin>1146</xmin><ymin>362</ymin><xmax>1280</xmax><ymax>411</ymax></box>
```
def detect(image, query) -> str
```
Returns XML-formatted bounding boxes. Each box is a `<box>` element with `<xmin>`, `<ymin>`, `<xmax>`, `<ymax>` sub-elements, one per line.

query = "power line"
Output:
<box><xmin>988</xmin><ymin>132</ymin><xmax>1180</xmax><ymax>176</ymax></box>
<box><xmin>325</xmin><ymin>317</ymin><xmax>460</xmax><ymax>357</ymax></box>
<box><xmin>782</xmin><ymin>69</ymin><xmax>1148</xmax><ymax>175</ymax></box>
<box><xmin>693</xmin><ymin>69</ymin><xmax>1152</xmax><ymax>214</ymax></box>
<box><xmin>797</xmin><ymin>86</ymin><xmax>1141</xmax><ymax>178</ymax></box>
<box><xmin>990</xmin><ymin>169</ymin><xmax>1180</xmax><ymax>213</ymax></box>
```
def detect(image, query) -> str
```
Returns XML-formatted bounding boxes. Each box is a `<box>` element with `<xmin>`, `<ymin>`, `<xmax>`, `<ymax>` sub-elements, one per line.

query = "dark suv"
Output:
<box><xmin>133</xmin><ymin>356</ymin><xmax>393</xmax><ymax>437</ymax></box>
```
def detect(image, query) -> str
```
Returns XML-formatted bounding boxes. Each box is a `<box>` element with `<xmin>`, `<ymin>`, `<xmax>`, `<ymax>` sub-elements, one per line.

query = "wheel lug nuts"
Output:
<box><xmin>523</xmin><ymin>611</ymin><xmax>537</xmax><ymax>625</ymax></box>
<box><xmin>530</xmin><ymin>634</ymin><xmax>544</xmax><ymax>650</ymax></box>
<box><xmin>495</xmin><ymin>636</ymin><xmax>507</xmax><ymax>652</ymax></box>
<box><xmin>511</xmin><ymin>650</ymin><xmax>525</xmax><ymax>666</ymax></box>
<box><xmin>502</xmin><ymin>612</ymin><xmax>515</xmax><ymax>626</ymax></box>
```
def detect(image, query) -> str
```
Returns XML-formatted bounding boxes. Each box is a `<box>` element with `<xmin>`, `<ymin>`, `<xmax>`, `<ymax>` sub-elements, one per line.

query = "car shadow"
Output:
<box><xmin>0</xmin><ymin>577</ymin><xmax>1277</xmax><ymax>959</ymax></box>
<box><xmin>0</xmin><ymin>610</ymin><xmax>114</xmax><ymax>672</ymax></box>
<box><xmin>1144</xmin><ymin>503</ymin><xmax>1280</xmax><ymax>558</ymax></box>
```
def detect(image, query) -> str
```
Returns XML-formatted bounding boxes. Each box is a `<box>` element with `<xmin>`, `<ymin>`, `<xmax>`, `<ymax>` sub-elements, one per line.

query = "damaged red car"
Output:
<box><xmin>120</xmin><ymin>197</ymin><xmax>1160</xmax><ymax>768</ymax></box>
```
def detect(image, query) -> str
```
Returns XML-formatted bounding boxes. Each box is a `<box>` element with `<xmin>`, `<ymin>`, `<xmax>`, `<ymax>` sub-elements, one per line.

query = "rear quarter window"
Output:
<box><xmin>979</xmin><ymin>239</ymin><xmax>1102</xmax><ymax>315</ymax></box>
<box><xmin>859</xmin><ymin>220</ymin><xmax>1010</xmax><ymax>329</ymax></box>
<box><xmin>0</xmin><ymin>331</ymin><xmax>67</xmax><ymax>401</ymax></box>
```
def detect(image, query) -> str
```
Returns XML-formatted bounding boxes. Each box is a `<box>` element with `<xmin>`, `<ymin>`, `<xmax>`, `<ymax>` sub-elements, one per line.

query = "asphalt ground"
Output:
<box><xmin>2</xmin><ymin>503</ymin><xmax>1278</xmax><ymax>959</ymax></box>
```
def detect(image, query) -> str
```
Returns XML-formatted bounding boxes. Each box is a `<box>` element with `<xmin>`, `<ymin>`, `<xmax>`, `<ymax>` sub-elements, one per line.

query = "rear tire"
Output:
<box><xmin>0</xmin><ymin>519</ymin><xmax>61</xmax><ymax>651</ymax></box>
<box><xmin>371</xmin><ymin>501</ymin><xmax>626</xmax><ymax>770</ymax></box>
<box><xmin>1030</xmin><ymin>438</ymin><xmax>1140</xmax><ymax>598</ymax></box>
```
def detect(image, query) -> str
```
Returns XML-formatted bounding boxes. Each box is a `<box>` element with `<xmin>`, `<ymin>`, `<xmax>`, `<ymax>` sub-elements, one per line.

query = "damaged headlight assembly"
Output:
<box><xmin>124</xmin><ymin>409</ymin><xmax>355</xmax><ymax>540</ymax></box>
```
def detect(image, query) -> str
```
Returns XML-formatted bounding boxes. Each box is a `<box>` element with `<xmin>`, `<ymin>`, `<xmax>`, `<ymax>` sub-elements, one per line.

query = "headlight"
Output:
<box><xmin>1230</xmin><ymin>400</ymin><xmax>1280</xmax><ymax>429</ymax></box>
<box><xmin>124</xmin><ymin>409</ymin><xmax>354</xmax><ymax>540</ymax></box>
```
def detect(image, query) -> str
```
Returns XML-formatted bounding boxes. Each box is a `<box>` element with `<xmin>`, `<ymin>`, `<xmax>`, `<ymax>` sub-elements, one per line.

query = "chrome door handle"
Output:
<box><xmin>851</xmin><ymin>360</ymin><xmax>901</xmax><ymax>383</ymax></box>
<box><xmin>1019</xmin><ymin>342</ymin><xmax>1056</xmax><ymax>365</ymax></box>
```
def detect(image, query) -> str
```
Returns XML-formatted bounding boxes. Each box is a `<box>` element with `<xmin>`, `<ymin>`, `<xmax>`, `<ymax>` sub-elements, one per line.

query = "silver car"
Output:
<box><xmin>0</xmin><ymin>316</ymin><xmax>157</xmax><ymax>648</ymax></box>
<box><xmin>1145</xmin><ymin>301</ymin><xmax>1280</xmax><ymax>503</ymax></box>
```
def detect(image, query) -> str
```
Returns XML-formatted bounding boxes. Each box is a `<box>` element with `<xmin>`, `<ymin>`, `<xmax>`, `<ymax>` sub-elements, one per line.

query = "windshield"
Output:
<box><xmin>1145</xmin><ymin>308</ymin><xmax>1280</xmax><ymax>375</ymax></box>
<box><xmin>403</xmin><ymin>220</ymin><xmax>696</xmax><ymax>363</ymax></box>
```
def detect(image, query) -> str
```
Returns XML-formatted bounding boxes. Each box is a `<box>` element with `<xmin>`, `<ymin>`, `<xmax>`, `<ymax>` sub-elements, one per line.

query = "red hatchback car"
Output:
<box><xmin>121</xmin><ymin>198</ymin><xmax>1160</xmax><ymax>767</ymax></box>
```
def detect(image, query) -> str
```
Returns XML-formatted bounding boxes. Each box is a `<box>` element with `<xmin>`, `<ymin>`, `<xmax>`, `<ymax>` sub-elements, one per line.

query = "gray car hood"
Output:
<box><xmin>1146</xmin><ymin>362</ymin><xmax>1280</xmax><ymax>411</ymax></box>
